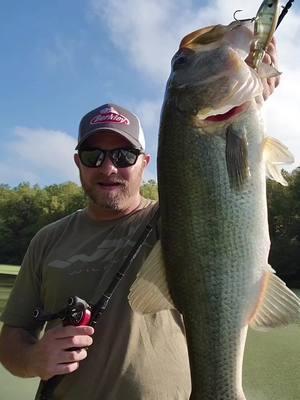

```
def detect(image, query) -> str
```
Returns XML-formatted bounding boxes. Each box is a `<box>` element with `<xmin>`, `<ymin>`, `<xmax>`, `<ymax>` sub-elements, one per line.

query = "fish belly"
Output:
<box><xmin>158</xmin><ymin>105</ymin><xmax>269</xmax><ymax>400</ymax></box>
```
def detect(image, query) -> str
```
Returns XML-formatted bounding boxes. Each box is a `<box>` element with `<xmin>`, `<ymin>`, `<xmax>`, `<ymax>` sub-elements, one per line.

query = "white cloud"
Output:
<box><xmin>0</xmin><ymin>162</ymin><xmax>39</xmax><ymax>185</ymax></box>
<box><xmin>133</xmin><ymin>98</ymin><xmax>163</xmax><ymax>179</ymax></box>
<box><xmin>133</xmin><ymin>99</ymin><xmax>162</xmax><ymax>151</ymax></box>
<box><xmin>90</xmin><ymin>0</ymin><xmax>199</xmax><ymax>83</ymax></box>
<box><xmin>1</xmin><ymin>125</ymin><xmax>157</xmax><ymax>185</ymax></box>
<box><xmin>2</xmin><ymin>127</ymin><xmax>79</xmax><ymax>186</ymax></box>
<box><xmin>44</xmin><ymin>36</ymin><xmax>83</xmax><ymax>73</ymax></box>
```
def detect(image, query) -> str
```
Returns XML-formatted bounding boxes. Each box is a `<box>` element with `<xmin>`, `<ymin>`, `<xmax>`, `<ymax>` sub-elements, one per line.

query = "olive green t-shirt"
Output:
<box><xmin>1</xmin><ymin>199</ymin><xmax>191</xmax><ymax>399</ymax></box>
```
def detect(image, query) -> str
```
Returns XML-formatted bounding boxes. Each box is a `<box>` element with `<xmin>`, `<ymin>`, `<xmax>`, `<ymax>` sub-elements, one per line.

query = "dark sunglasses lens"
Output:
<box><xmin>79</xmin><ymin>149</ymin><xmax>105</xmax><ymax>167</ymax></box>
<box><xmin>111</xmin><ymin>149</ymin><xmax>139</xmax><ymax>168</ymax></box>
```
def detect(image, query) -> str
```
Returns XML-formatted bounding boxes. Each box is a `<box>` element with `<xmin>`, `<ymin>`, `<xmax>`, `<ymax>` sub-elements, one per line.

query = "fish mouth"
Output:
<box><xmin>204</xmin><ymin>103</ymin><xmax>249</xmax><ymax>123</ymax></box>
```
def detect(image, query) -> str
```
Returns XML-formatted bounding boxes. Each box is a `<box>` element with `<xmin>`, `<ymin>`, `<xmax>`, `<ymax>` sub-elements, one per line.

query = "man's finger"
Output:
<box><xmin>49</xmin><ymin>325</ymin><xmax>94</xmax><ymax>339</ymax></box>
<box><xmin>54</xmin><ymin>362</ymin><xmax>80</xmax><ymax>376</ymax></box>
<box><xmin>60</xmin><ymin>348</ymin><xmax>88</xmax><ymax>363</ymax></box>
<box><xmin>57</xmin><ymin>334</ymin><xmax>93</xmax><ymax>350</ymax></box>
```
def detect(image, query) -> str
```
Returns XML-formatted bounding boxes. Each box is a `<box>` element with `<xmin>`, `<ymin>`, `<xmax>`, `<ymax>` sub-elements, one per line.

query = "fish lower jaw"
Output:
<box><xmin>202</xmin><ymin>102</ymin><xmax>250</xmax><ymax>124</ymax></box>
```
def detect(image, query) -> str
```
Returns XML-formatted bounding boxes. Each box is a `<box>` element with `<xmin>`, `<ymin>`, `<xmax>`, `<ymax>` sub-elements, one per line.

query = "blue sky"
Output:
<box><xmin>1</xmin><ymin>0</ymin><xmax>300</xmax><ymax>187</ymax></box>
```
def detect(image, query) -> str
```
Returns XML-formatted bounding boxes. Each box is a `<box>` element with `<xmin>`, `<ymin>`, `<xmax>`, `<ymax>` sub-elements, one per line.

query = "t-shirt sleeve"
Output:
<box><xmin>1</xmin><ymin>232</ymin><xmax>45</xmax><ymax>335</ymax></box>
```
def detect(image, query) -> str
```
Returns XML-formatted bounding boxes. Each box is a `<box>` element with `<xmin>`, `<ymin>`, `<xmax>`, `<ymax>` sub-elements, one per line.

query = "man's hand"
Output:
<box><xmin>29</xmin><ymin>325</ymin><xmax>94</xmax><ymax>380</ymax></box>
<box><xmin>261</xmin><ymin>37</ymin><xmax>281</xmax><ymax>100</ymax></box>
<box><xmin>246</xmin><ymin>37</ymin><xmax>281</xmax><ymax>100</ymax></box>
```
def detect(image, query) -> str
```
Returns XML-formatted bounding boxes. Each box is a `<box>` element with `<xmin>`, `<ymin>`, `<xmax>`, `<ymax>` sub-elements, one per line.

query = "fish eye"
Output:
<box><xmin>172</xmin><ymin>55</ymin><xmax>188</xmax><ymax>69</ymax></box>
<box><xmin>175</xmin><ymin>56</ymin><xmax>186</xmax><ymax>64</ymax></box>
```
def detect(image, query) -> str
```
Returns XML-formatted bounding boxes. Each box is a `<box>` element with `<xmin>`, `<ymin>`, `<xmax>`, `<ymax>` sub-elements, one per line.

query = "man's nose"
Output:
<box><xmin>99</xmin><ymin>154</ymin><xmax>118</xmax><ymax>174</ymax></box>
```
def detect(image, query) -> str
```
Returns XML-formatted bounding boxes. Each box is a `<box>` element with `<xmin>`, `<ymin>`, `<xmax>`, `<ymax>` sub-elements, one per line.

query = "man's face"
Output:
<box><xmin>74</xmin><ymin>132</ymin><xmax>150</xmax><ymax>213</ymax></box>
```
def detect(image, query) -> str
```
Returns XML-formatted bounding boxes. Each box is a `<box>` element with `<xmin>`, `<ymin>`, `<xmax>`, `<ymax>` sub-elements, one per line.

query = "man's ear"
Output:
<box><xmin>143</xmin><ymin>153</ymin><xmax>151</xmax><ymax>167</ymax></box>
<box><xmin>74</xmin><ymin>153</ymin><xmax>80</xmax><ymax>168</ymax></box>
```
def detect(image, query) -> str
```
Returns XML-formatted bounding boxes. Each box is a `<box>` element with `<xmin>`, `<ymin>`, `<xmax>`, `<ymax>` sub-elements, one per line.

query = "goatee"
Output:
<box><xmin>80</xmin><ymin>175</ymin><xmax>128</xmax><ymax>211</ymax></box>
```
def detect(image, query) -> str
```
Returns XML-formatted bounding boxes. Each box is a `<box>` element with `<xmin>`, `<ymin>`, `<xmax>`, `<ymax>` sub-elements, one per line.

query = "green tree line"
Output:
<box><xmin>0</xmin><ymin>172</ymin><xmax>299</xmax><ymax>286</ymax></box>
<box><xmin>0</xmin><ymin>180</ymin><xmax>158</xmax><ymax>265</ymax></box>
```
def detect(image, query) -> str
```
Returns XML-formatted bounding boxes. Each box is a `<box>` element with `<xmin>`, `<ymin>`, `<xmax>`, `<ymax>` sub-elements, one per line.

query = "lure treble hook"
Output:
<box><xmin>233</xmin><ymin>9</ymin><xmax>255</xmax><ymax>23</ymax></box>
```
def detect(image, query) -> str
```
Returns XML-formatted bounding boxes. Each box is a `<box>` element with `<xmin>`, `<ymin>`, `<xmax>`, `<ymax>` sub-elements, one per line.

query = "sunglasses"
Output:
<box><xmin>78</xmin><ymin>147</ymin><xmax>144</xmax><ymax>168</ymax></box>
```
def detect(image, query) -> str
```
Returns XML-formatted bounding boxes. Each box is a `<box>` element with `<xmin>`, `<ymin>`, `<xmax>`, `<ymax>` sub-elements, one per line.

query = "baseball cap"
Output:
<box><xmin>76</xmin><ymin>103</ymin><xmax>146</xmax><ymax>151</ymax></box>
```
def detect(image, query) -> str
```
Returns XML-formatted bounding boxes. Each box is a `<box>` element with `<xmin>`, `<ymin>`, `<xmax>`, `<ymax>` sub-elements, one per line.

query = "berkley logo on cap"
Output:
<box><xmin>90</xmin><ymin>106</ymin><xmax>130</xmax><ymax>126</ymax></box>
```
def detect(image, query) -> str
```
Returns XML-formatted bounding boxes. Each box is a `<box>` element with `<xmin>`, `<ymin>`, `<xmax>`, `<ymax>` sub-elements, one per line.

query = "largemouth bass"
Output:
<box><xmin>129</xmin><ymin>20</ymin><xmax>300</xmax><ymax>400</ymax></box>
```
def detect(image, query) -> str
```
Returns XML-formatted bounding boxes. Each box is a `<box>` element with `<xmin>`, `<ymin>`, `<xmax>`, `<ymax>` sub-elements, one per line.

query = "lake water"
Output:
<box><xmin>0</xmin><ymin>277</ymin><xmax>299</xmax><ymax>399</ymax></box>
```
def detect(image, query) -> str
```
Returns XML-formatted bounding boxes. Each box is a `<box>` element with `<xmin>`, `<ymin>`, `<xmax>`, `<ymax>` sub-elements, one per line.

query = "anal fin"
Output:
<box><xmin>249</xmin><ymin>270</ymin><xmax>300</xmax><ymax>331</ymax></box>
<box><xmin>128</xmin><ymin>240</ymin><xmax>175</xmax><ymax>314</ymax></box>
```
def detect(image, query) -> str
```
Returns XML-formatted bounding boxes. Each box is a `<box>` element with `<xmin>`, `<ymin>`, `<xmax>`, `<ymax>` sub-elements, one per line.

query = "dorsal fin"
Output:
<box><xmin>179</xmin><ymin>25</ymin><xmax>216</xmax><ymax>49</ymax></box>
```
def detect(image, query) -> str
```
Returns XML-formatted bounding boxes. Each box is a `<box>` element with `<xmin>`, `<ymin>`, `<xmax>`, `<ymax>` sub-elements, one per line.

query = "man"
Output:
<box><xmin>0</xmin><ymin>103</ymin><xmax>191</xmax><ymax>399</ymax></box>
<box><xmin>0</xmin><ymin>42</ymin><xmax>280</xmax><ymax>399</ymax></box>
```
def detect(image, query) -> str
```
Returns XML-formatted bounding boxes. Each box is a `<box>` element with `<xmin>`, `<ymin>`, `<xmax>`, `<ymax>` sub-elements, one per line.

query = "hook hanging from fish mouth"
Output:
<box><xmin>233</xmin><ymin>9</ymin><xmax>256</xmax><ymax>23</ymax></box>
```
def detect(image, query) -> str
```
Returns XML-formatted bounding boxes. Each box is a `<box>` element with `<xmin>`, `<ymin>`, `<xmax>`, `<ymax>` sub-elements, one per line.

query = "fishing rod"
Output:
<box><xmin>276</xmin><ymin>0</ymin><xmax>295</xmax><ymax>29</ymax></box>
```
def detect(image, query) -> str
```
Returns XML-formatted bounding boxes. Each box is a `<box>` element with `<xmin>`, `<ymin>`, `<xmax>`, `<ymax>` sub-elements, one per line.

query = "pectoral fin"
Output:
<box><xmin>257</xmin><ymin>62</ymin><xmax>282</xmax><ymax>79</ymax></box>
<box><xmin>263</xmin><ymin>137</ymin><xmax>294</xmax><ymax>186</ymax></box>
<box><xmin>128</xmin><ymin>241</ymin><xmax>175</xmax><ymax>314</ymax></box>
<box><xmin>226</xmin><ymin>125</ymin><xmax>250</xmax><ymax>190</ymax></box>
<box><xmin>249</xmin><ymin>270</ymin><xmax>300</xmax><ymax>331</ymax></box>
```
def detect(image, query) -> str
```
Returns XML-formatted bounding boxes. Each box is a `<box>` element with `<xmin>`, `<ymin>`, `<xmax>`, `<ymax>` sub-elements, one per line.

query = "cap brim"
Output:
<box><xmin>75</xmin><ymin>127</ymin><xmax>144</xmax><ymax>150</ymax></box>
